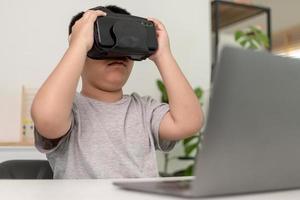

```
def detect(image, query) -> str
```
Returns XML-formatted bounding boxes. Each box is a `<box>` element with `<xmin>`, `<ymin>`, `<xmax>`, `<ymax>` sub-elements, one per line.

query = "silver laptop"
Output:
<box><xmin>114</xmin><ymin>46</ymin><xmax>300</xmax><ymax>197</ymax></box>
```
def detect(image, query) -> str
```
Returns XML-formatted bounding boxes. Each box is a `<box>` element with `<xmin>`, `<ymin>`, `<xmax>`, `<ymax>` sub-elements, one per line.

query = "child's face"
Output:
<box><xmin>81</xmin><ymin>57</ymin><xmax>134</xmax><ymax>92</ymax></box>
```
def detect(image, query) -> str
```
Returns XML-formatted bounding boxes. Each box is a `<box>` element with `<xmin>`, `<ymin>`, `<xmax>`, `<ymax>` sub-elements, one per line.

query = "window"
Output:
<box><xmin>277</xmin><ymin>49</ymin><xmax>300</xmax><ymax>59</ymax></box>
<box><xmin>273</xmin><ymin>24</ymin><xmax>300</xmax><ymax>59</ymax></box>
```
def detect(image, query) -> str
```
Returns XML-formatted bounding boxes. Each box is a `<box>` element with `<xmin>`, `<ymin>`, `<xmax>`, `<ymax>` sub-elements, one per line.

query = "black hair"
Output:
<box><xmin>68</xmin><ymin>5</ymin><xmax>131</xmax><ymax>35</ymax></box>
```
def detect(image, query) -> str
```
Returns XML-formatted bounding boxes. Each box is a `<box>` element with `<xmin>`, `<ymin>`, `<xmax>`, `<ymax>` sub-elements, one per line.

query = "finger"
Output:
<box><xmin>93</xmin><ymin>10</ymin><xmax>107</xmax><ymax>17</ymax></box>
<box><xmin>147</xmin><ymin>17</ymin><xmax>164</xmax><ymax>30</ymax></box>
<box><xmin>83</xmin><ymin>10</ymin><xmax>106</xmax><ymax>20</ymax></box>
<box><xmin>88</xmin><ymin>11</ymin><xmax>107</xmax><ymax>23</ymax></box>
<box><xmin>82</xmin><ymin>10</ymin><xmax>94</xmax><ymax>19</ymax></box>
<box><xmin>83</xmin><ymin>10</ymin><xmax>106</xmax><ymax>18</ymax></box>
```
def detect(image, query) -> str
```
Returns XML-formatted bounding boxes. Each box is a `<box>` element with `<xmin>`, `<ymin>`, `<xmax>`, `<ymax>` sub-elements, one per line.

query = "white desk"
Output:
<box><xmin>1</xmin><ymin>177</ymin><xmax>300</xmax><ymax>200</ymax></box>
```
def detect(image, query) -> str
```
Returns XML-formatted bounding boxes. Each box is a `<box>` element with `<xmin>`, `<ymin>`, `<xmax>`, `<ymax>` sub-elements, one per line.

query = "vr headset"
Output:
<box><xmin>87</xmin><ymin>7</ymin><xmax>158</xmax><ymax>61</ymax></box>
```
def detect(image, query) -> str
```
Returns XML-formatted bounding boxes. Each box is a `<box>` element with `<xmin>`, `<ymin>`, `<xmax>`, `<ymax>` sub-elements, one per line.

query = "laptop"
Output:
<box><xmin>113</xmin><ymin>46</ymin><xmax>300</xmax><ymax>197</ymax></box>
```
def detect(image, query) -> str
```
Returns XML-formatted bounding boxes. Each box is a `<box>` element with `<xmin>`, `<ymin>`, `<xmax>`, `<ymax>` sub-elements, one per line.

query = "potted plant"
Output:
<box><xmin>156</xmin><ymin>79</ymin><xmax>204</xmax><ymax>176</ymax></box>
<box><xmin>234</xmin><ymin>26</ymin><xmax>269</xmax><ymax>50</ymax></box>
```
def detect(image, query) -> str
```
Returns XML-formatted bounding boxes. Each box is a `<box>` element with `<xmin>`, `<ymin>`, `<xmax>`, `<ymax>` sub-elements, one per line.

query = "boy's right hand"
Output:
<box><xmin>68</xmin><ymin>10</ymin><xmax>106</xmax><ymax>53</ymax></box>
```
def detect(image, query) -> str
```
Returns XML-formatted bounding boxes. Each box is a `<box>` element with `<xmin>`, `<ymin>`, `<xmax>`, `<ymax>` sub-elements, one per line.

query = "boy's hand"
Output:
<box><xmin>68</xmin><ymin>10</ymin><xmax>106</xmax><ymax>52</ymax></box>
<box><xmin>148</xmin><ymin>18</ymin><xmax>172</xmax><ymax>63</ymax></box>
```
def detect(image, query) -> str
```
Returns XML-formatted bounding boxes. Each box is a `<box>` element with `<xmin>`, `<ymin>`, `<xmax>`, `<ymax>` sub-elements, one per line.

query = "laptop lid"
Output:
<box><xmin>192</xmin><ymin>46</ymin><xmax>300</xmax><ymax>196</ymax></box>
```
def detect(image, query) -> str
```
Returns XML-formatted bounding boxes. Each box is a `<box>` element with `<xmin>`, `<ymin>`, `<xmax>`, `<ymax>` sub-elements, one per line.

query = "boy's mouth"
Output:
<box><xmin>107</xmin><ymin>60</ymin><xmax>127</xmax><ymax>67</ymax></box>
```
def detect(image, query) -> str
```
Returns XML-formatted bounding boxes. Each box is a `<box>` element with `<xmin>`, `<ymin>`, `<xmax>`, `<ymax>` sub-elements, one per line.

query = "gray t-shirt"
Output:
<box><xmin>34</xmin><ymin>92</ymin><xmax>176</xmax><ymax>179</ymax></box>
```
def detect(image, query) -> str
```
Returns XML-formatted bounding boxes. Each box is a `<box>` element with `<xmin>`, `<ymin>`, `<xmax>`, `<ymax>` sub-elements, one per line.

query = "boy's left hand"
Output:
<box><xmin>148</xmin><ymin>18</ymin><xmax>172</xmax><ymax>63</ymax></box>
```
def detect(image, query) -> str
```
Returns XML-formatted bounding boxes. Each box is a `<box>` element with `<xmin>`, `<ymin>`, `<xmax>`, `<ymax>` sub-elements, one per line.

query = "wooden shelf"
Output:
<box><xmin>211</xmin><ymin>1</ymin><xmax>270</xmax><ymax>31</ymax></box>
<box><xmin>0</xmin><ymin>140</ymin><xmax>34</xmax><ymax>147</ymax></box>
<box><xmin>210</xmin><ymin>0</ymin><xmax>272</xmax><ymax>76</ymax></box>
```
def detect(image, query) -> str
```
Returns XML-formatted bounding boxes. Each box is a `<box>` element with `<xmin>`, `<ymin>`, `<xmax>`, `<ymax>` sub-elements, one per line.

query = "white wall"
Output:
<box><xmin>252</xmin><ymin>0</ymin><xmax>300</xmax><ymax>32</ymax></box>
<box><xmin>0</xmin><ymin>0</ymin><xmax>211</xmax><ymax>142</ymax></box>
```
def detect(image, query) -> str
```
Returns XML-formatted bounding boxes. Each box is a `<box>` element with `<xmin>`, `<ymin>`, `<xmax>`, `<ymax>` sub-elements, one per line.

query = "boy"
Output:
<box><xmin>31</xmin><ymin>5</ymin><xmax>204</xmax><ymax>179</ymax></box>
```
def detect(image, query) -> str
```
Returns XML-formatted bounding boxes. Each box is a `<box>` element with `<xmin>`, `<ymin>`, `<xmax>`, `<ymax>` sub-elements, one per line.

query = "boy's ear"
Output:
<box><xmin>68</xmin><ymin>34</ymin><xmax>72</xmax><ymax>44</ymax></box>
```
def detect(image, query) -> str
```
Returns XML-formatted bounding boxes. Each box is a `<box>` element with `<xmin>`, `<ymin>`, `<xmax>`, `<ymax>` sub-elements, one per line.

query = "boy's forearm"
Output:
<box><xmin>155</xmin><ymin>53</ymin><xmax>204</xmax><ymax>135</ymax></box>
<box><xmin>31</xmin><ymin>45</ymin><xmax>86</xmax><ymax>131</ymax></box>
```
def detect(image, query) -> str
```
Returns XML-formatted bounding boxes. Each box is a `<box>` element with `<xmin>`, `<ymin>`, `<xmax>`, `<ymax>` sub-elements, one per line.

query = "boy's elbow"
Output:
<box><xmin>196</xmin><ymin>111</ymin><xmax>205</xmax><ymax>132</ymax></box>
<box><xmin>32</xmin><ymin>116</ymin><xmax>70</xmax><ymax>140</ymax></box>
<box><xmin>178</xmin><ymin>112</ymin><xmax>204</xmax><ymax>139</ymax></box>
<box><xmin>30</xmin><ymin>103</ymin><xmax>71</xmax><ymax>139</ymax></box>
<box><xmin>30</xmin><ymin>102</ymin><xmax>49</xmax><ymax>127</ymax></box>
<box><xmin>189</xmin><ymin>107</ymin><xmax>204</xmax><ymax>132</ymax></box>
<box><xmin>191</xmin><ymin>118</ymin><xmax>204</xmax><ymax>134</ymax></box>
<box><xmin>185</xmin><ymin>118</ymin><xmax>203</xmax><ymax>137</ymax></box>
<box><xmin>160</xmin><ymin>108</ymin><xmax>205</xmax><ymax>141</ymax></box>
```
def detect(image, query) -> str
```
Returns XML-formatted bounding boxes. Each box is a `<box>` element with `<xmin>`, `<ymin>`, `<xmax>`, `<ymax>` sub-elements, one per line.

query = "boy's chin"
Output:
<box><xmin>98</xmin><ymin>81</ymin><xmax>126</xmax><ymax>92</ymax></box>
<box><xmin>108</xmin><ymin>77</ymin><xmax>128</xmax><ymax>86</ymax></box>
<box><xmin>101</xmin><ymin>87</ymin><xmax>123</xmax><ymax>93</ymax></box>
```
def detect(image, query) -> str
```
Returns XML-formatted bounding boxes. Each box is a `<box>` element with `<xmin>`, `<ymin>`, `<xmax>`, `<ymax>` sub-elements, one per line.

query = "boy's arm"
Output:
<box><xmin>149</xmin><ymin>18</ymin><xmax>204</xmax><ymax>141</ymax></box>
<box><xmin>31</xmin><ymin>10</ymin><xmax>106</xmax><ymax>139</ymax></box>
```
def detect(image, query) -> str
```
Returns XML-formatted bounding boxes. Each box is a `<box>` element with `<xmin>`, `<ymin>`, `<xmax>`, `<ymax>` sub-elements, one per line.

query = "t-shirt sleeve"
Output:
<box><xmin>34</xmin><ymin>107</ymin><xmax>76</xmax><ymax>154</ymax></box>
<box><xmin>142</xmin><ymin>95</ymin><xmax>177</xmax><ymax>152</ymax></box>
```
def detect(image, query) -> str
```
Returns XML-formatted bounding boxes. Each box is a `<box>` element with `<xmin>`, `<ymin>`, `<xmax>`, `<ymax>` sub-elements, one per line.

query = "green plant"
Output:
<box><xmin>156</xmin><ymin>79</ymin><xmax>204</xmax><ymax>176</ymax></box>
<box><xmin>235</xmin><ymin>26</ymin><xmax>269</xmax><ymax>50</ymax></box>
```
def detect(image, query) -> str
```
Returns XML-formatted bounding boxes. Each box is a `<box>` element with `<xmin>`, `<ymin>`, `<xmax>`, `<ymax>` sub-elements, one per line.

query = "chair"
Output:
<box><xmin>0</xmin><ymin>160</ymin><xmax>53</xmax><ymax>179</ymax></box>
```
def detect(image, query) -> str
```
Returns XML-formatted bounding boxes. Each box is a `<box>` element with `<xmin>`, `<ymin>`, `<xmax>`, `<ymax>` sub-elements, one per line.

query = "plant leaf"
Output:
<box><xmin>185</xmin><ymin>143</ymin><xmax>199</xmax><ymax>156</ymax></box>
<box><xmin>183</xmin><ymin>135</ymin><xmax>199</xmax><ymax>146</ymax></box>
<box><xmin>156</xmin><ymin>79</ymin><xmax>165</xmax><ymax>92</ymax></box>
<box><xmin>249</xmin><ymin>40</ymin><xmax>258</xmax><ymax>49</ymax></box>
<box><xmin>183</xmin><ymin>164</ymin><xmax>194</xmax><ymax>176</ymax></box>
<box><xmin>172</xmin><ymin>169</ymin><xmax>186</xmax><ymax>177</ymax></box>
<box><xmin>177</xmin><ymin>156</ymin><xmax>195</xmax><ymax>160</ymax></box>
<box><xmin>235</xmin><ymin>26</ymin><xmax>269</xmax><ymax>49</ymax></box>
<box><xmin>235</xmin><ymin>30</ymin><xmax>246</xmax><ymax>41</ymax></box>
<box><xmin>194</xmin><ymin>87</ymin><xmax>203</xmax><ymax>99</ymax></box>
<box><xmin>156</xmin><ymin>79</ymin><xmax>168</xmax><ymax>103</ymax></box>
<box><xmin>257</xmin><ymin>32</ymin><xmax>269</xmax><ymax>48</ymax></box>
<box><xmin>239</xmin><ymin>39</ymin><xmax>248</xmax><ymax>47</ymax></box>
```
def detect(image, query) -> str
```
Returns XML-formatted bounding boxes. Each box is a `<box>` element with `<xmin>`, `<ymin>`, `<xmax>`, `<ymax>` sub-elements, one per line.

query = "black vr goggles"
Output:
<box><xmin>87</xmin><ymin>7</ymin><xmax>158</xmax><ymax>61</ymax></box>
